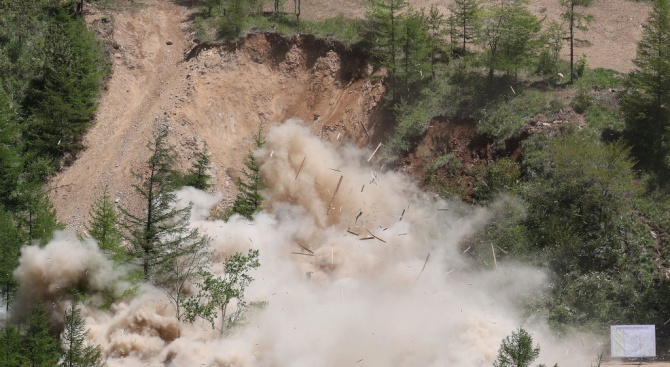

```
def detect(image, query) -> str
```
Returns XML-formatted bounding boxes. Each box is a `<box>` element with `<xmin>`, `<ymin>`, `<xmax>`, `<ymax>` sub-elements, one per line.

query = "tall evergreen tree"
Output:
<box><xmin>622</xmin><ymin>0</ymin><xmax>670</xmax><ymax>177</ymax></box>
<box><xmin>86</xmin><ymin>187</ymin><xmax>126</xmax><ymax>264</ymax></box>
<box><xmin>25</xmin><ymin>303</ymin><xmax>62</xmax><ymax>367</ymax></box>
<box><xmin>0</xmin><ymin>324</ymin><xmax>25</xmax><ymax>367</ymax></box>
<box><xmin>448</xmin><ymin>0</ymin><xmax>480</xmax><ymax>53</ymax></box>
<box><xmin>123</xmin><ymin>129</ymin><xmax>212</xmax><ymax>286</ymax></box>
<box><xmin>60</xmin><ymin>299</ymin><xmax>105</xmax><ymax>367</ymax></box>
<box><xmin>398</xmin><ymin>10</ymin><xmax>432</xmax><ymax>97</ymax></box>
<box><xmin>365</xmin><ymin>0</ymin><xmax>408</xmax><ymax>101</ymax></box>
<box><xmin>227</xmin><ymin>128</ymin><xmax>265</xmax><ymax>220</ymax></box>
<box><xmin>0</xmin><ymin>207</ymin><xmax>23</xmax><ymax>310</ymax></box>
<box><xmin>560</xmin><ymin>0</ymin><xmax>593</xmax><ymax>83</ymax></box>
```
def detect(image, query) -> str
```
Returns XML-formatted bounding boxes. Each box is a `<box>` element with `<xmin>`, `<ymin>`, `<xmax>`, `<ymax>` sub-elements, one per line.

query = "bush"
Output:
<box><xmin>570</xmin><ymin>88</ymin><xmax>593</xmax><ymax>114</ymax></box>
<box><xmin>473</xmin><ymin>158</ymin><xmax>520</xmax><ymax>202</ymax></box>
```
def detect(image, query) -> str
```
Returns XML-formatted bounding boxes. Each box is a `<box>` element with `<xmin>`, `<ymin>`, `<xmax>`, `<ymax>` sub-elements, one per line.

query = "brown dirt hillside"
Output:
<box><xmin>48</xmin><ymin>0</ymin><xmax>650</xmax><ymax>230</ymax></box>
<box><xmin>48</xmin><ymin>0</ymin><xmax>385</xmax><ymax>231</ymax></box>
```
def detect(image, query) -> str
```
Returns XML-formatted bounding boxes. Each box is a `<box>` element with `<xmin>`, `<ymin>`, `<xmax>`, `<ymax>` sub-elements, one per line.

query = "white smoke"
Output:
<box><xmin>11</xmin><ymin>119</ymin><xmax>603</xmax><ymax>366</ymax></box>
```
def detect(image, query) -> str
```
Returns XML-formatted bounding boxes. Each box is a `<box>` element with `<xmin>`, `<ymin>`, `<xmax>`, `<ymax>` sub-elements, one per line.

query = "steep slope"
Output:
<box><xmin>48</xmin><ymin>0</ymin><xmax>385</xmax><ymax>231</ymax></box>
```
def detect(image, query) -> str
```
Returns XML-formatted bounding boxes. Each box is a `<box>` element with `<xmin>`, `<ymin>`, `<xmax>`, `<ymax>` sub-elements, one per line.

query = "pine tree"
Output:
<box><xmin>448</xmin><ymin>0</ymin><xmax>480</xmax><ymax>54</ymax></box>
<box><xmin>60</xmin><ymin>299</ymin><xmax>105</xmax><ymax>367</ymax></box>
<box><xmin>0</xmin><ymin>207</ymin><xmax>23</xmax><ymax>310</ymax></box>
<box><xmin>123</xmin><ymin>129</ymin><xmax>212</xmax><ymax>292</ymax></box>
<box><xmin>365</xmin><ymin>0</ymin><xmax>408</xmax><ymax>102</ymax></box>
<box><xmin>184</xmin><ymin>143</ymin><xmax>212</xmax><ymax>190</ymax></box>
<box><xmin>398</xmin><ymin>10</ymin><xmax>432</xmax><ymax>97</ymax></box>
<box><xmin>86</xmin><ymin>187</ymin><xmax>126</xmax><ymax>264</ymax></box>
<box><xmin>0</xmin><ymin>324</ymin><xmax>25</xmax><ymax>367</ymax></box>
<box><xmin>560</xmin><ymin>0</ymin><xmax>593</xmax><ymax>83</ymax></box>
<box><xmin>25</xmin><ymin>303</ymin><xmax>61</xmax><ymax>367</ymax></box>
<box><xmin>426</xmin><ymin>5</ymin><xmax>446</xmax><ymax>78</ymax></box>
<box><xmin>622</xmin><ymin>0</ymin><xmax>670</xmax><ymax>176</ymax></box>
<box><xmin>493</xmin><ymin>328</ymin><xmax>540</xmax><ymax>367</ymax></box>
<box><xmin>227</xmin><ymin>128</ymin><xmax>265</xmax><ymax>220</ymax></box>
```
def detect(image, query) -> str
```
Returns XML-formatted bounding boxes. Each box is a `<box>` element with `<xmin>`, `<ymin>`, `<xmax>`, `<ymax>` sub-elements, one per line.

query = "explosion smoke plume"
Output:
<box><xmin>12</xmin><ymin>120</ymin><xmax>601</xmax><ymax>366</ymax></box>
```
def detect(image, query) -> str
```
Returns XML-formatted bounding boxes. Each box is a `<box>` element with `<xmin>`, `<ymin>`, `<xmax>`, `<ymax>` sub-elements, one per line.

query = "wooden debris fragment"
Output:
<box><xmin>366</xmin><ymin>229</ymin><xmax>387</xmax><ymax>243</ymax></box>
<box><xmin>327</xmin><ymin>175</ymin><xmax>344</xmax><ymax>215</ymax></box>
<box><xmin>294</xmin><ymin>156</ymin><xmax>306</xmax><ymax>180</ymax></box>
<box><xmin>347</xmin><ymin>229</ymin><xmax>360</xmax><ymax>236</ymax></box>
<box><xmin>399</xmin><ymin>209</ymin><xmax>406</xmax><ymax>221</ymax></box>
<box><xmin>462</xmin><ymin>246</ymin><xmax>471</xmax><ymax>254</ymax></box>
<box><xmin>360</xmin><ymin>236</ymin><xmax>375</xmax><ymax>240</ymax></box>
<box><xmin>292</xmin><ymin>252</ymin><xmax>314</xmax><ymax>256</ymax></box>
<box><xmin>361</xmin><ymin>185</ymin><xmax>365</xmax><ymax>192</ymax></box>
<box><xmin>355</xmin><ymin>211</ymin><xmax>362</xmax><ymax>222</ymax></box>
<box><xmin>437</xmin><ymin>208</ymin><xmax>449</xmax><ymax>211</ymax></box>
<box><xmin>414</xmin><ymin>253</ymin><xmax>431</xmax><ymax>282</ymax></box>
<box><xmin>359</xmin><ymin>120</ymin><xmax>370</xmax><ymax>138</ymax></box>
<box><xmin>367</xmin><ymin>142</ymin><xmax>383</xmax><ymax>162</ymax></box>
<box><xmin>298</xmin><ymin>244</ymin><xmax>314</xmax><ymax>254</ymax></box>
<box><xmin>491</xmin><ymin>244</ymin><xmax>497</xmax><ymax>269</ymax></box>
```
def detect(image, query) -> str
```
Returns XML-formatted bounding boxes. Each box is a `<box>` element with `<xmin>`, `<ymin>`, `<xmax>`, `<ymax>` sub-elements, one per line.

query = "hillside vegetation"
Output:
<box><xmin>1</xmin><ymin>0</ymin><xmax>670</xmax><ymax>365</ymax></box>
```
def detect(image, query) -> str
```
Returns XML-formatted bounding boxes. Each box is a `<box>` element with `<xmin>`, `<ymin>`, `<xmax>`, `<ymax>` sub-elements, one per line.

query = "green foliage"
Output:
<box><xmin>87</xmin><ymin>187</ymin><xmax>126</xmax><ymax>264</ymax></box>
<box><xmin>477</xmin><ymin>0</ymin><xmax>542</xmax><ymax>79</ymax></box>
<box><xmin>226</xmin><ymin>128</ymin><xmax>265</xmax><ymax>220</ymax></box>
<box><xmin>25</xmin><ymin>303</ymin><xmax>62</xmax><ymax>367</ymax></box>
<box><xmin>478</xmin><ymin>90</ymin><xmax>548</xmax><ymax>150</ymax></box>
<box><xmin>622</xmin><ymin>0</ymin><xmax>670</xmax><ymax>180</ymax></box>
<box><xmin>185</xmin><ymin>249</ymin><xmax>260</xmax><ymax>335</ymax></box>
<box><xmin>123</xmin><ymin>129</ymin><xmax>208</xmax><ymax>283</ymax></box>
<box><xmin>535</xmin><ymin>20</ymin><xmax>565</xmax><ymax>84</ymax></box>
<box><xmin>179</xmin><ymin>144</ymin><xmax>213</xmax><ymax>190</ymax></box>
<box><xmin>448</xmin><ymin>0</ymin><xmax>480</xmax><ymax>53</ymax></box>
<box><xmin>473</xmin><ymin>158</ymin><xmax>520</xmax><ymax>202</ymax></box>
<box><xmin>0</xmin><ymin>324</ymin><xmax>25</xmax><ymax>367</ymax></box>
<box><xmin>493</xmin><ymin>327</ymin><xmax>541</xmax><ymax>367</ymax></box>
<box><xmin>570</xmin><ymin>87</ymin><xmax>593</xmax><ymax>113</ymax></box>
<box><xmin>60</xmin><ymin>298</ymin><xmax>105</xmax><ymax>367</ymax></box>
<box><xmin>23</xmin><ymin>4</ymin><xmax>109</xmax><ymax>167</ymax></box>
<box><xmin>0</xmin><ymin>207</ymin><xmax>23</xmax><ymax>308</ymax></box>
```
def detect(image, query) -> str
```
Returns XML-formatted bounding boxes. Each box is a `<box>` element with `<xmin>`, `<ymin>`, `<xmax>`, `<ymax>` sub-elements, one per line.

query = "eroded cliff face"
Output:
<box><xmin>49</xmin><ymin>0</ymin><xmax>386</xmax><ymax>231</ymax></box>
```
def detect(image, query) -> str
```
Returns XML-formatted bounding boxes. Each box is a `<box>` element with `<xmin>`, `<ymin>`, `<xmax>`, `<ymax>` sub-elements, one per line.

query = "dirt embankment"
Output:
<box><xmin>48</xmin><ymin>0</ymin><xmax>386</xmax><ymax>231</ymax></box>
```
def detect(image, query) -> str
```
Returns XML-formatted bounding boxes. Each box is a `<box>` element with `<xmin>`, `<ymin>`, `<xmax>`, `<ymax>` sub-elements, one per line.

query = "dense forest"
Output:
<box><xmin>1</xmin><ymin>0</ymin><xmax>670</xmax><ymax>365</ymax></box>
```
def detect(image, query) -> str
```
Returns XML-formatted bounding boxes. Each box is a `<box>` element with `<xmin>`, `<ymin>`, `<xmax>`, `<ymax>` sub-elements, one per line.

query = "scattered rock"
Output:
<box><xmin>166</xmin><ymin>40</ymin><xmax>173</xmax><ymax>45</ymax></box>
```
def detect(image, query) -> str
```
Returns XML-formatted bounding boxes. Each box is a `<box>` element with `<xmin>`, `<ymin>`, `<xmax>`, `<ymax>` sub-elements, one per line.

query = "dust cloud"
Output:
<box><xmin>12</xmin><ymin>119</ymin><xmax>602</xmax><ymax>366</ymax></box>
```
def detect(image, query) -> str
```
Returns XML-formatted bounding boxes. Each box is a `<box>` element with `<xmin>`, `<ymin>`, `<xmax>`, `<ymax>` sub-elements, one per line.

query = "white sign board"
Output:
<box><xmin>611</xmin><ymin>325</ymin><xmax>656</xmax><ymax>358</ymax></box>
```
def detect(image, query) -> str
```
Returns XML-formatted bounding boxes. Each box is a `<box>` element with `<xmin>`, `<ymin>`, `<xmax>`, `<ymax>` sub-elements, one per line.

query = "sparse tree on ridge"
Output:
<box><xmin>560</xmin><ymin>0</ymin><xmax>593</xmax><ymax>83</ymax></box>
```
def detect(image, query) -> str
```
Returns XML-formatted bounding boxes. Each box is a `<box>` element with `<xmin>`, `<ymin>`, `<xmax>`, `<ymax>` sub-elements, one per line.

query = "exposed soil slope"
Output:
<box><xmin>49</xmin><ymin>0</ymin><xmax>385</xmax><ymax>231</ymax></box>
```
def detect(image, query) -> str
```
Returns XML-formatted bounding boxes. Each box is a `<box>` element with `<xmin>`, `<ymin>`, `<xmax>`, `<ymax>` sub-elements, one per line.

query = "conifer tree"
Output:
<box><xmin>60</xmin><ymin>299</ymin><xmax>105</xmax><ymax>367</ymax></box>
<box><xmin>184</xmin><ymin>143</ymin><xmax>212</xmax><ymax>190</ymax></box>
<box><xmin>622</xmin><ymin>0</ymin><xmax>670</xmax><ymax>176</ymax></box>
<box><xmin>227</xmin><ymin>128</ymin><xmax>265</xmax><ymax>220</ymax></box>
<box><xmin>0</xmin><ymin>207</ymin><xmax>23</xmax><ymax>310</ymax></box>
<box><xmin>398</xmin><ymin>10</ymin><xmax>432</xmax><ymax>97</ymax></box>
<box><xmin>25</xmin><ymin>303</ymin><xmax>61</xmax><ymax>367</ymax></box>
<box><xmin>123</xmin><ymin>129</ymin><xmax>212</xmax><ymax>287</ymax></box>
<box><xmin>426</xmin><ymin>5</ymin><xmax>446</xmax><ymax>78</ymax></box>
<box><xmin>0</xmin><ymin>324</ymin><xmax>24</xmax><ymax>367</ymax></box>
<box><xmin>560</xmin><ymin>0</ymin><xmax>593</xmax><ymax>83</ymax></box>
<box><xmin>365</xmin><ymin>0</ymin><xmax>408</xmax><ymax>101</ymax></box>
<box><xmin>448</xmin><ymin>0</ymin><xmax>480</xmax><ymax>53</ymax></box>
<box><xmin>87</xmin><ymin>187</ymin><xmax>126</xmax><ymax>264</ymax></box>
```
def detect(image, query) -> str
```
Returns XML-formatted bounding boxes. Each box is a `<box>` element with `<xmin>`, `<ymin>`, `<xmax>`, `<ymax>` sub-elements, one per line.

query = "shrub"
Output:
<box><xmin>570</xmin><ymin>88</ymin><xmax>593</xmax><ymax>114</ymax></box>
